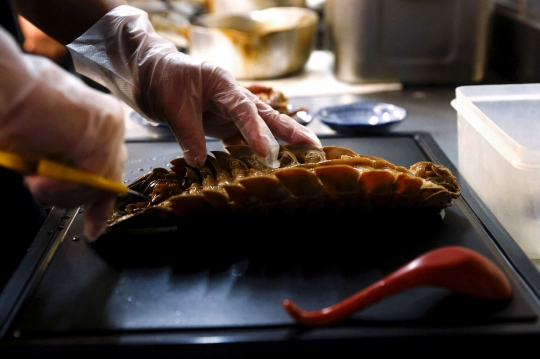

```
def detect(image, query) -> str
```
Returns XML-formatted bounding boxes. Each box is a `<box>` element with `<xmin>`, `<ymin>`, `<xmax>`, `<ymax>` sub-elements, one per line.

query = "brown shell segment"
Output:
<box><xmin>313</xmin><ymin>165</ymin><xmax>360</xmax><ymax>195</ymax></box>
<box><xmin>237</xmin><ymin>176</ymin><xmax>293</xmax><ymax>204</ymax></box>
<box><xmin>273</xmin><ymin>167</ymin><xmax>326</xmax><ymax>198</ymax></box>
<box><xmin>359</xmin><ymin>170</ymin><xmax>397</xmax><ymax>195</ymax></box>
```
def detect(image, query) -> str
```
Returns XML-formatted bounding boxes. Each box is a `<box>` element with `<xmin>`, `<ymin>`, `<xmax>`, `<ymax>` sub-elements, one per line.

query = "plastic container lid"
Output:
<box><xmin>452</xmin><ymin>84</ymin><xmax>540</xmax><ymax>169</ymax></box>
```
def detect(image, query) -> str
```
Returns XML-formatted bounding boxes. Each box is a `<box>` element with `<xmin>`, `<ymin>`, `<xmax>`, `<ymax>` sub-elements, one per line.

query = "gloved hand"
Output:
<box><xmin>67</xmin><ymin>5</ymin><xmax>322</xmax><ymax>169</ymax></box>
<box><xmin>0</xmin><ymin>26</ymin><xmax>127</xmax><ymax>242</ymax></box>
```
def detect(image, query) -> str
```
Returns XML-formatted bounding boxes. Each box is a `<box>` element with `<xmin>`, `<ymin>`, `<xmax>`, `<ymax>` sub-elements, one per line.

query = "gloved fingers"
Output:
<box><xmin>133</xmin><ymin>52</ymin><xmax>209</xmax><ymax>168</ymax></box>
<box><xmin>164</xmin><ymin>101</ymin><xmax>208</xmax><ymax>168</ymax></box>
<box><xmin>254</xmin><ymin>100</ymin><xmax>323</xmax><ymax>148</ymax></box>
<box><xmin>198</xmin><ymin>110</ymin><xmax>247</xmax><ymax>141</ymax></box>
<box><xmin>226</xmin><ymin>97</ymin><xmax>280</xmax><ymax>168</ymax></box>
<box><xmin>169</xmin><ymin>122</ymin><xmax>208</xmax><ymax>169</ymax></box>
<box><xmin>205</xmin><ymin>71</ymin><xmax>280</xmax><ymax>167</ymax></box>
<box><xmin>203</xmin><ymin>87</ymin><xmax>322</xmax><ymax>159</ymax></box>
<box><xmin>82</xmin><ymin>197</ymin><xmax>116</xmax><ymax>242</ymax></box>
<box><xmin>221</xmin><ymin>132</ymin><xmax>248</xmax><ymax>147</ymax></box>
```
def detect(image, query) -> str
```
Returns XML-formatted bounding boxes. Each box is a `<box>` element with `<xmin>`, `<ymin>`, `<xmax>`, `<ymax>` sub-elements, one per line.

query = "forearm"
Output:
<box><xmin>11</xmin><ymin>0</ymin><xmax>128</xmax><ymax>44</ymax></box>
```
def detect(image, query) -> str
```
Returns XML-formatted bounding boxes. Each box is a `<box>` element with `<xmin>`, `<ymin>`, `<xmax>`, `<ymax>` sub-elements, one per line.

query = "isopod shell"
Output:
<box><xmin>105</xmin><ymin>145</ymin><xmax>460</xmax><ymax>234</ymax></box>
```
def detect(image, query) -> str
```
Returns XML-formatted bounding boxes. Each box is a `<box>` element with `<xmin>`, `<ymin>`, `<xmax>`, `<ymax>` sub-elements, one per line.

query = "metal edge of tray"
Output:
<box><xmin>0</xmin><ymin>207</ymin><xmax>75</xmax><ymax>338</ymax></box>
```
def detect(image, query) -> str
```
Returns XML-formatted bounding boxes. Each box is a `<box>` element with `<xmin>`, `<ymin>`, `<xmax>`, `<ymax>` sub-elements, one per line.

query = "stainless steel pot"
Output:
<box><xmin>325</xmin><ymin>0</ymin><xmax>495</xmax><ymax>84</ymax></box>
<box><xmin>188</xmin><ymin>6</ymin><xmax>318</xmax><ymax>80</ymax></box>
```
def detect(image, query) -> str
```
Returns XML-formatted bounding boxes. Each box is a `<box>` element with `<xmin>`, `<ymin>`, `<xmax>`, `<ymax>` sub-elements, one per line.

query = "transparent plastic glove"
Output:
<box><xmin>0</xmin><ymin>27</ymin><xmax>127</xmax><ymax>242</ymax></box>
<box><xmin>67</xmin><ymin>5</ymin><xmax>321</xmax><ymax>168</ymax></box>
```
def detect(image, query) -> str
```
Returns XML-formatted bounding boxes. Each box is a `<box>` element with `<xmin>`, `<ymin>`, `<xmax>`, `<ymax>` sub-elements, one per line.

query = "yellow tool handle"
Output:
<box><xmin>0</xmin><ymin>150</ymin><xmax>128</xmax><ymax>196</ymax></box>
<box><xmin>0</xmin><ymin>150</ymin><xmax>149</xmax><ymax>200</ymax></box>
<box><xmin>37</xmin><ymin>159</ymin><xmax>129</xmax><ymax>196</ymax></box>
<box><xmin>0</xmin><ymin>151</ymin><xmax>35</xmax><ymax>174</ymax></box>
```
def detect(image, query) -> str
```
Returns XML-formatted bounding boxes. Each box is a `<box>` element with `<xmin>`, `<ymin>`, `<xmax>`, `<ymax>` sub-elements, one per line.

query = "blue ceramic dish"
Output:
<box><xmin>314</xmin><ymin>101</ymin><xmax>407</xmax><ymax>134</ymax></box>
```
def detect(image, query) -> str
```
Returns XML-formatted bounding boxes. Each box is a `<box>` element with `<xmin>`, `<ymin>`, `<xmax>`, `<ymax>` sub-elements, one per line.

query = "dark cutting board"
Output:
<box><xmin>1</xmin><ymin>133</ymin><xmax>540</xmax><ymax>357</ymax></box>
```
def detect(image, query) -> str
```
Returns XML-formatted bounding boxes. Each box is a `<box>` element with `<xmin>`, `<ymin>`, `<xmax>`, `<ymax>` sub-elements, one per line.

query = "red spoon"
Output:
<box><xmin>282</xmin><ymin>246</ymin><xmax>513</xmax><ymax>327</ymax></box>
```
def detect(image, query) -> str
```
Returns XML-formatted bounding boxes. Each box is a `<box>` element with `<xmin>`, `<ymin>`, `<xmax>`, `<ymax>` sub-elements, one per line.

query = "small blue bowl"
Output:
<box><xmin>314</xmin><ymin>101</ymin><xmax>407</xmax><ymax>134</ymax></box>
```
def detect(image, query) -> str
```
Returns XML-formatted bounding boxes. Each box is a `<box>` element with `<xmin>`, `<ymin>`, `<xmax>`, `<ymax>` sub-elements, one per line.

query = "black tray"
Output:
<box><xmin>2</xmin><ymin>133</ymin><xmax>540</xmax><ymax>357</ymax></box>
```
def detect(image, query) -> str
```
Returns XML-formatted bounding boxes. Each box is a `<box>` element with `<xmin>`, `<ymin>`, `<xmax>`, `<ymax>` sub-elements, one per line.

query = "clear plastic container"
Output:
<box><xmin>452</xmin><ymin>84</ymin><xmax>540</xmax><ymax>259</ymax></box>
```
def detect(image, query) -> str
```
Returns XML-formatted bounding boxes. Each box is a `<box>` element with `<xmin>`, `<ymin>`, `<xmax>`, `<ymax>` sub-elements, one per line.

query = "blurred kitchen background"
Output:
<box><xmin>18</xmin><ymin>0</ymin><xmax>540</xmax><ymax>97</ymax></box>
<box><xmin>123</xmin><ymin>0</ymin><xmax>540</xmax><ymax>87</ymax></box>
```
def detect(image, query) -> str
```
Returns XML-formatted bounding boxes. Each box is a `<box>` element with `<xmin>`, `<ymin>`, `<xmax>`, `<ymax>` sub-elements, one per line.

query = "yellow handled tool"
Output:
<box><xmin>0</xmin><ymin>150</ymin><xmax>149</xmax><ymax>200</ymax></box>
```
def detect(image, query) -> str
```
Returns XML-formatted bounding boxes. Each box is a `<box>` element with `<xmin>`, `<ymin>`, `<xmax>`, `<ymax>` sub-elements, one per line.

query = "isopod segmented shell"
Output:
<box><xmin>104</xmin><ymin>144</ymin><xmax>460</xmax><ymax>234</ymax></box>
